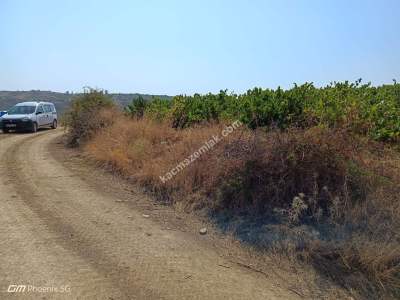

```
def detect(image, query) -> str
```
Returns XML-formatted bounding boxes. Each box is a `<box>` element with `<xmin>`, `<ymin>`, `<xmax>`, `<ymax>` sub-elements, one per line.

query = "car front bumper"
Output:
<box><xmin>1</xmin><ymin>119</ymin><xmax>34</xmax><ymax>131</ymax></box>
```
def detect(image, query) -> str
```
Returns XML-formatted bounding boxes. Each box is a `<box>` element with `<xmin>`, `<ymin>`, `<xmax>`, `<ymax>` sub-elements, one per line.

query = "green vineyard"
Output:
<box><xmin>126</xmin><ymin>80</ymin><xmax>400</xmax><ymax>142</ymax></box>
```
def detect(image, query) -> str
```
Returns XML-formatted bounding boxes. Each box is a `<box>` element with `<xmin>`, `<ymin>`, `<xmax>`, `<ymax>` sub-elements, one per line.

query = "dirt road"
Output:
<box><xmin>0</xmin><ymin>130</ymin><xmax>300</xmax><ymax>299</ymax></box>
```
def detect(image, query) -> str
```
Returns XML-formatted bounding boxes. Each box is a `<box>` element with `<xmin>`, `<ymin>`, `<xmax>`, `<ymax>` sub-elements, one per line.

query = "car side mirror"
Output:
<box><xmin>36</xmin><ymin>111</ymin><xmax>42</xmax><ymax>115</ymax></box>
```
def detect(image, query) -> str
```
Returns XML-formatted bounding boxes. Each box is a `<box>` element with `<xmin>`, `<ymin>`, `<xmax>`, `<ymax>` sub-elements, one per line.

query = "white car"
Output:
<box><xmin>0</xmin><ymin>102</ymin><xmax>58</xmax><ymax>133</ymax></box>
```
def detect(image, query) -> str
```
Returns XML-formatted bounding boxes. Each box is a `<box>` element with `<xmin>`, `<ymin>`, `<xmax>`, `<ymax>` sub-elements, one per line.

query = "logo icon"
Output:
<box><xmin>7</xmin><ymin>285</ymin><xmax>27</xmax><ymax>293</ymax></box>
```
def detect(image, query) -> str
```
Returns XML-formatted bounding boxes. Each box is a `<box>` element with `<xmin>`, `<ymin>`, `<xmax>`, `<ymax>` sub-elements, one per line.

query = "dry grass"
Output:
<box><xmin>81</xmin><ymin>111</ymin><xmax>400</xmax><ymax>299</ymax></box>
<box><xmin>85</xmin><ymin>116</ymin><xmax>246</xmax><ymax>205</ymax></box>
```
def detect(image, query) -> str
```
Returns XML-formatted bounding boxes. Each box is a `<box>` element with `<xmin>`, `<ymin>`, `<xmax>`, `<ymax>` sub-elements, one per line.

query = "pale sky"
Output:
<box><xmin>1</xmin><ymin>0</ymin><xmax>399</xmax><ymax>95</ymax></box>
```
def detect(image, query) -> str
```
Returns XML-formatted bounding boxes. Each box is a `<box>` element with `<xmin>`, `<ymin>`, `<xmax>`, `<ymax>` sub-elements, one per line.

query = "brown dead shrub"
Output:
<box><xmin>63</xmin><ymin>90</ymin><xmax>116</xmax><ymax>146</ymax></box>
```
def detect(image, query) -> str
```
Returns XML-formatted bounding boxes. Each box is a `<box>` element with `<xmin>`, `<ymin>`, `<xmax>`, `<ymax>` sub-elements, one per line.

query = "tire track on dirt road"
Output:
<box><xmin>0</xmin><ymin>130</ymin><xmax>298</xmax><ymax>299</ymax></box>
<box><xmin>0</xmin><ymin>132</ymin><xmax>127</xmax><ymax>299</ymax></box>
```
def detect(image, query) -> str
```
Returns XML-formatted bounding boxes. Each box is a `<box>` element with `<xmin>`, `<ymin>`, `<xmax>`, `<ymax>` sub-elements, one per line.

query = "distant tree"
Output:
<box><xmin>124</xmin><ymin>96</ymin><xmax>147</xmax><ymax>119</ymax></box>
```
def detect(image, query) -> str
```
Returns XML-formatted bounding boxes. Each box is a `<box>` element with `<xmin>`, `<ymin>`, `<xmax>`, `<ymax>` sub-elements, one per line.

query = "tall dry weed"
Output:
<box><xmin>84</xmin><ymin>112</ymin><xmax>400</xmax><ymax>298</ymax></box>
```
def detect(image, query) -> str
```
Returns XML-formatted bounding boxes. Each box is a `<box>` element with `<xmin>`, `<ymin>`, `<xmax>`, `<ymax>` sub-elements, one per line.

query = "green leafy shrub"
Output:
<box><xmin>124</xmin><ymin>95</ymin><xmax>148</xmax><ymax>119</ymax></box>
<box><xmin>145</xmin><ymin>97</ymin><xmax>172</xmax><ymax>121</ymax></box>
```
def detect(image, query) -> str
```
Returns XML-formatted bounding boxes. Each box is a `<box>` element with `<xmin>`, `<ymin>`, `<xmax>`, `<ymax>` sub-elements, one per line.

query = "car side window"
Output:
<box><xmin>36</xmin><ymin>106</ymin><xmax>44</xmax><ymax>114</ymax></box>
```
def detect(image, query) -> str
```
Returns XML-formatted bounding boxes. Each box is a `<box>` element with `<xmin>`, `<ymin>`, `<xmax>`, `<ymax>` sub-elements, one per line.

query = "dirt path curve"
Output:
<box><xmin>0</xmin><ymin>130</ymin><xmax>298</xmax><ymax>300</ymax></box>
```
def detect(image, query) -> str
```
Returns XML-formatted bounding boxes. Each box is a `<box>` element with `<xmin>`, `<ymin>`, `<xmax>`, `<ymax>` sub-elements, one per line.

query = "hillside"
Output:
<box><xmin>0</xmin><ymin>90</ymin><xmax>172</xmax><ymax>113</ymax></box>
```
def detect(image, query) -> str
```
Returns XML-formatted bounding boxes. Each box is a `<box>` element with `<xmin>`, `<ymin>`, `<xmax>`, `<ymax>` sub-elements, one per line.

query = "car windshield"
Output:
<box><xmin>7</xmin><ymin>105</ymin><xmax>36</xmax><ymax>115</ymax></box>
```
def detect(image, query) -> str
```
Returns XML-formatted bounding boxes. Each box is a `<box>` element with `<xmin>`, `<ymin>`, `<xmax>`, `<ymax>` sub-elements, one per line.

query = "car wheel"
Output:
<box><xmin>51</xmin><ymin>119</ymin><xmax>57</xmax><ymax>129</ymax></box>
<box><xmin>31</xmin><ymin>122</ymin><xmax>38</xmax><ymax>133</ymax></box>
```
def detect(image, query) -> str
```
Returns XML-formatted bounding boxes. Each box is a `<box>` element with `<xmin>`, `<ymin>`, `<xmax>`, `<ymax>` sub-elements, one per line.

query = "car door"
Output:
<box><xmin>44</xmin><ymin>104</ymin><xmax>52</xmax><ymax>125</ymax></box>
<box><xmin>36</xmin><ymin>105</ymin><xmax>47</xmax><ymax>126</ymax></box>
<box><xmin>50</xmin><ymin>104</ymin><xmax>57</xmax><ymax>120</ymax></box>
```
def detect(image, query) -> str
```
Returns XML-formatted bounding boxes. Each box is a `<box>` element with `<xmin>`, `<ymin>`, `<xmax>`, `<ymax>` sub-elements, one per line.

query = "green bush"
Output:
<box><xmin>124</xmin><ymin>95</ymin><xmax>148</xmax><ymax>119</ymax></box>
<box><xmin>145</xmin><ymin>97</ymin><xmax>172</xmax><ymax>121</ymax></box>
